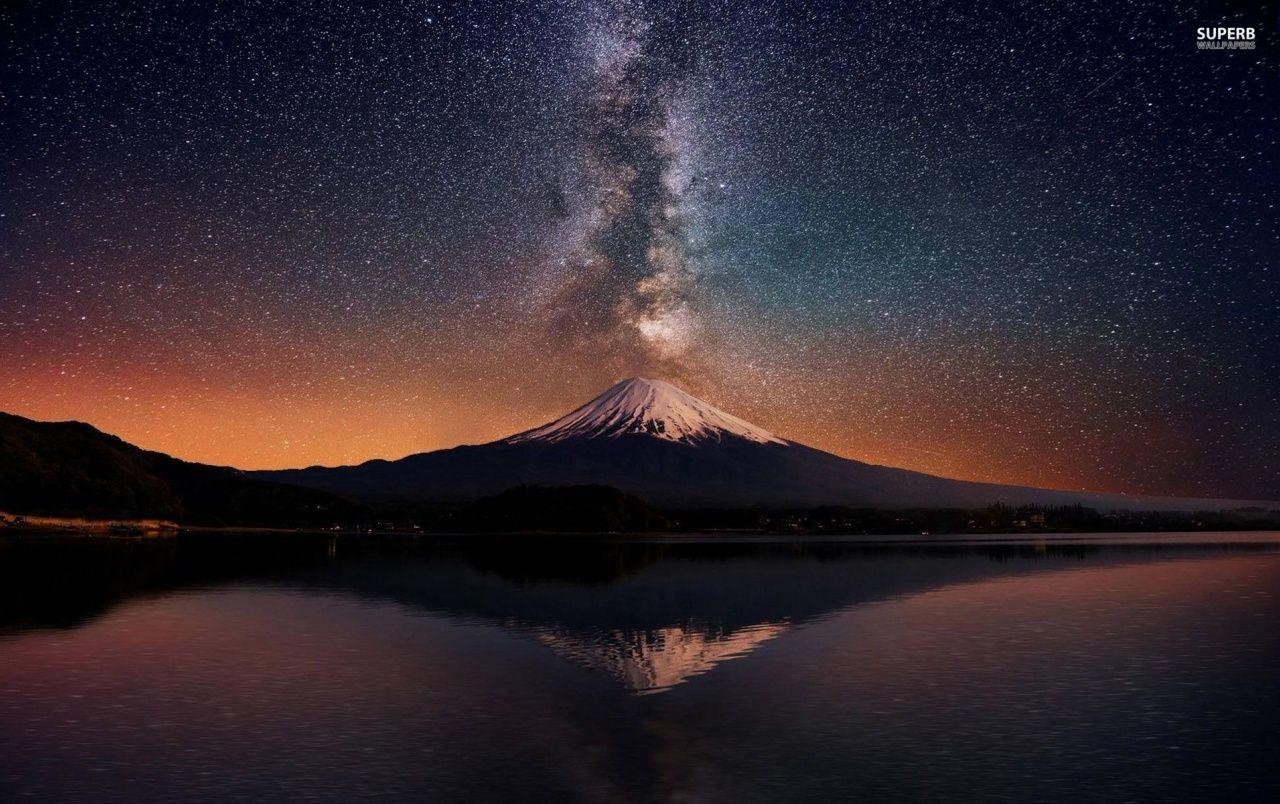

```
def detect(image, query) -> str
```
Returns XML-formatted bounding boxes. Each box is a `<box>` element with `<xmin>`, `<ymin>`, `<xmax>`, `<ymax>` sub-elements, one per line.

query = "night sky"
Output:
<box><xmin>2</xmin><ymin>0</ymin><xmax>1277</xmax><ymax>499</ymax></box>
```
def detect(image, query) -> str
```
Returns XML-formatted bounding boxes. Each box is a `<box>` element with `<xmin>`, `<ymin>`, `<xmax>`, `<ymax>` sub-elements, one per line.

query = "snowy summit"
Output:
<box><xmin>505</xmin><ymin>378</ymin><xmax>787</xmax><ymax>446</ymax></box>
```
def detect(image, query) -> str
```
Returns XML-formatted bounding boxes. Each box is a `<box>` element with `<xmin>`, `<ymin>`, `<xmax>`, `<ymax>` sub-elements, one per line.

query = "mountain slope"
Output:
<box><xmin>259</xmin><ymin>378</ymin><xmax>1268</xmax><ymax>511</ymax></box>
<box><xmin>0</xmin><ymin>412</ymin><xmax>362</xmax><ymax>525</ymax></box>
<box><xmin>507</xmin><ymin>378</ymin><xmax>785</xmax><ymax>445</ymax></box>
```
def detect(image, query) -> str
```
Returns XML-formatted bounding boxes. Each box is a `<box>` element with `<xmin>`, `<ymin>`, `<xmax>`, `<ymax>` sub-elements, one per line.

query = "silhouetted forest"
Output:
<box><xmin>301</xmin><ymin>495</ymin><xmax>1279</xmax><ymax>535</ymax></box>
<box><xmin>667</xmin><ymin>502</ymin><xmax>1280</xmax><ymax>535</ymax></box>
<box><xmin>444</xmin><ymin>485</ymin><xmax>670</xmax><ymax>532</ymax></box>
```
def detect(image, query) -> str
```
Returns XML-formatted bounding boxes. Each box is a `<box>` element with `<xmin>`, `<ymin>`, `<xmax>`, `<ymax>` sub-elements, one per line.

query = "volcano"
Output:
<box><xmin>257</xmin><ymin>378</ymin><xmax>1258</xmax><ymax>511</ymax></box>
<box><xmin>505</xmin><ymin>377</ymin><xmax>786</xmax><ymax>446</ymax></box>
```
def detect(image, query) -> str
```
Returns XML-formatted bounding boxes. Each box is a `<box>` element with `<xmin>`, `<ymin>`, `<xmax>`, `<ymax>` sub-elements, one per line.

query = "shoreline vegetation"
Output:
<box><xmin>0</xmin><ymin>511</ymin><xmax>179</xmax><ymax>535</ymax></box>
<box><xmin>3</xmin><ymin>485</ymin><xmax>1279</xmax><ymax>537</ymax></box>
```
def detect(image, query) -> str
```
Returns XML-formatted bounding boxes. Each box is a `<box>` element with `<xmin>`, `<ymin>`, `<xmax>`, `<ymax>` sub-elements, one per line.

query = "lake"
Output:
<box><xmin>1</xmin><ymin>532</ymin><xmax>1278</xmax><ymax>802</ymax></box>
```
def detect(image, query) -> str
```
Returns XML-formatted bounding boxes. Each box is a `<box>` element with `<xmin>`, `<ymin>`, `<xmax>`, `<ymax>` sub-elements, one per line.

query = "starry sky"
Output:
<box><xmin>2</xmin><ymin>0</ymin><xmax>1277</xmax><ymax>499</ymax></box>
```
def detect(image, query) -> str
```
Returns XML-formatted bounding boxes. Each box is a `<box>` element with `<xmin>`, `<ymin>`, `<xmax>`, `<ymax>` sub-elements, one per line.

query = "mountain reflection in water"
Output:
<box><xmin>1</xmin><ymin>532</ymin><xmax>1278</xmax><ymax>803</ymax></box>
<box><xmin>0</xmin><ymin>534</ymin><xmax>1187</xmax><ymax>693</ymax></box>
<box><xmin>533</xmin><ymin>620</ymin><xmax>790</xmax><ymax>694</ymax></box>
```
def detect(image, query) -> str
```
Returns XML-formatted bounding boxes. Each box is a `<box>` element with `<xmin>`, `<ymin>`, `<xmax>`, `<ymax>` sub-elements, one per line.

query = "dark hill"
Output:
<box><xmin>0</xmin><ymin>412</ymin><xmax>363</xmax><ymax>526</ymax></box>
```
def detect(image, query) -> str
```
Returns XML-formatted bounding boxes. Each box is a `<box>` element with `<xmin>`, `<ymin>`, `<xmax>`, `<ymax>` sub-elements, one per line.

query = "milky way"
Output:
<box><xmin>1</xmin><ymin>0</ymin><xmax>1277</xmax><ymax>498</ymax></box>
<box><xmin>542</xmin><ymin>0</ymin><xmax>706</xmax><ymax>379</ymax></box>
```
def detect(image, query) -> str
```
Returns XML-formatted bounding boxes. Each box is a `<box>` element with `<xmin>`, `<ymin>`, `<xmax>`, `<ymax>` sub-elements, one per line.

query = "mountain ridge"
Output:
<box><xmin>0</xmin><ymin>411</ymin><xmax>363</xmax><ymax>525</ymax></box>
<box><xmin>255</xmin><ymin>378</ymin><xmax>1275</xmax><ymax>512</ymax></box>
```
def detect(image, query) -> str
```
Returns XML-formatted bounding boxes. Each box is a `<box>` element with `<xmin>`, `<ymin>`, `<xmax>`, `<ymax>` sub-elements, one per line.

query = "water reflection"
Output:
<box><xmin>2</xmin><ymin>533</ymin><xmax>1279</xmax><ymax>802</ymax></box>
<box><xmin>3</xmin><ymin>532</ymin><xmax>1277</xmax><ymax>696</ymax></box>
<box><xmin>533</xmin><ymin>620</ymin><xmax>790</xmax><ymax>694</ymax></box>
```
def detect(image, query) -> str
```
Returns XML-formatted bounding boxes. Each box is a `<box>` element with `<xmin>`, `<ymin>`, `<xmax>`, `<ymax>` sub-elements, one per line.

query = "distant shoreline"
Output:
<box><xmin>3</xmin><ymin>521</ymin><xmax>1280</xmax><ymax>544</ymax></box>
<box><xmin>0</xmin><ymin>511</ymin><xmax>179</xmax><ymax>535</ymax></box>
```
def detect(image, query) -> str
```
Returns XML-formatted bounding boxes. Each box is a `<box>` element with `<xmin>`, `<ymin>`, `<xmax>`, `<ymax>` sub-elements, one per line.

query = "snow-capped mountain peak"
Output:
<box><xmin>505</xmin><ymin>377</ymin><xmax>787</xmax><ymax>446</ymax></box>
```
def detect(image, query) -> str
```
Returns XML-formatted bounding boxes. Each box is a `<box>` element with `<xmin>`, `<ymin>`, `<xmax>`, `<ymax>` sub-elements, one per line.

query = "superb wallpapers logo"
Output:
<box><xmin>1196</xmin><ymin>26</ymin><xmax>1257</xmax><ymax>49</ymax></box>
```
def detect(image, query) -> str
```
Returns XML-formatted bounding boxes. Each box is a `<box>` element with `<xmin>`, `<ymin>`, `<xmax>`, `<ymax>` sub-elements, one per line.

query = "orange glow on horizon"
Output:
<box><xmin>0</xmin><ymin>350</ymin><xmax>1224</xmax><ymax>501</ymax></box>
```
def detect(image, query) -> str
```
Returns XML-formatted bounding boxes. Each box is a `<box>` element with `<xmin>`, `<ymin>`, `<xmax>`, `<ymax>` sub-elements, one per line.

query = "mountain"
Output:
<box><xmin>506</xmin><ymin>376</ymin><xmax>785</xmax><ymax>446</ymax></box>
<box><xmin>257</xmin><ymin>378</ymin><xmax>1267</xmax><ymax>511</ymax></box>
<box><xmin>0</xmin><ymin>412</ymin><xmax>363</xmax><ymax>526</ymax></box>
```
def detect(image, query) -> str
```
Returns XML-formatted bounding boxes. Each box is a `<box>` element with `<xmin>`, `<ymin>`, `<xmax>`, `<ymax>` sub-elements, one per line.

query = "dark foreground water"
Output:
<box><xmin>1</xmin><ymin>532</ymin><xmax>1278</xmax><ymax>803</ymax></box>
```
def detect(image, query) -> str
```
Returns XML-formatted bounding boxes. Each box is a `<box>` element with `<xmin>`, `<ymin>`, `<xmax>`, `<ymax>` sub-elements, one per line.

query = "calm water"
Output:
<box><xmin>1</xmin><ymin>532</ymin><xmax>1278</xmax><ymax>803</ymax></box>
